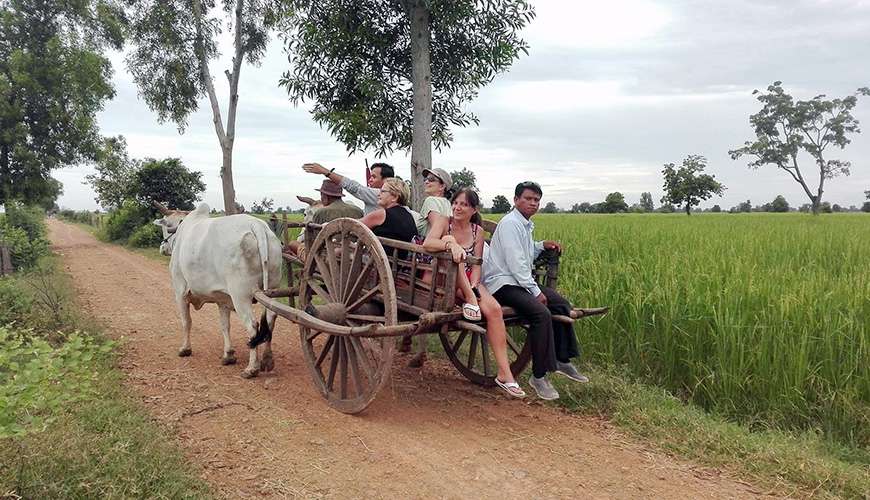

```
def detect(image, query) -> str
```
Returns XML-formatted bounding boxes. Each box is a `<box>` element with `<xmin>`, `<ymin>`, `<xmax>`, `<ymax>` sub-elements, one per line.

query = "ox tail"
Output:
<box><xmin>248</xmin><ymin>309</ymin><xmax>272</xmax><ymax>348</ymax></box>
<box><xmin>251</xmin><ymin>222</ymin><xmax>272</xmax><ymax>292</ymax></box>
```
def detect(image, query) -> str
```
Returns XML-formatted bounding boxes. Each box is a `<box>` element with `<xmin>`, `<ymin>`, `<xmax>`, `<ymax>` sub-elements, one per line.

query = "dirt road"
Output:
<box><xmin>48</xmin><ymin>219</ymin><xmax>766</xmax><ymax>499</ymax></box>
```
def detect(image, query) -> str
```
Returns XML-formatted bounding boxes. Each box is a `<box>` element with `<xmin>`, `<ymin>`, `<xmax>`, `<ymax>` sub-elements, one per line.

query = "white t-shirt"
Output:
<box><xmin>415</xmin><ymin>196</ymin><xmax>451</xmax><ymax>235</ymax></box>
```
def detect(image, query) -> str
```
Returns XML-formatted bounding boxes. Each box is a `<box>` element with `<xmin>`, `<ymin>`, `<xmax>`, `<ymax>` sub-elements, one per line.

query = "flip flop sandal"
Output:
<box><xmin>462</xmin><ymin>303</ymin><xmax>482</xmax><ymax>322</ymax></box>
<box><xmin>495</xmin><ymin>378</ymin><xmax>526</xmax><ymax>398</ymax></box>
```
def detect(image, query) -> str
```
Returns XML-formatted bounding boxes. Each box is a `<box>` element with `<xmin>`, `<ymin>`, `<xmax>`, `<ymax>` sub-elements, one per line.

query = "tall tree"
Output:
<box><xmin>602</xmin><ymin>192</ymin><xmax>628</xmax><ymax>214</ymax></box>
<box><xmin>125</xmin><ymin>0</ymin><xmax>281</xmax><ymax>214</ymax></box>
<box><xmin>129</xmin><ymin>158</ymin><xmax>206</xmax><ymax>210</ymax></box>
<box><xmin>729</xmin><ymin>82</ymin><xmax>870</xmax><ymax>215</ymax></box>
<box><xmin>450</xmin><ymin>167</ymin><xmax>477</xmax><ymax>192</ymax></box>
<box><xmin>0</xmin><ymin>0</ymin><xmax>124</xmax><ymax>207</ymax></box>
<box><xmin>639</xmin><ymin>192</ymin><xmax>655</xmax><ymax>212</ymax></box>
<box><xmin>85</xmin><ymin>135</ymin><xmax>140</xmax><ymax>210</ymax></box>
<box><xmin>278</xmin><ymin>0</ymin><xmax>534</xmax><ymax>209</ymax></box>
<box><xmin>661</xmin><ymin>155</ymin><xmax>725</xmax><ymax>215</ymax></box>
<box><xmin>861</xmin><ymin>190</ymin><xmax>870</xmax><ymax>213</ymax></box>
<box><xmin>491</xmin><ymin>194</ymin><xmax>511</xmax><ymax>213</ymax></box>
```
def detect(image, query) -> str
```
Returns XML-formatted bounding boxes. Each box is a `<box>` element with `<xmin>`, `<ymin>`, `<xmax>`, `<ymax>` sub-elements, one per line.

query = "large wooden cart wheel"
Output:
<box><xmin>439</xmin><ymin>324</ymin><xmax>531</xmax><ymax>386</ymax></box>
<box><xmin>298</xmin><ymin>219</ymin><xmax>397</xmax><ymax>413</ymax></box>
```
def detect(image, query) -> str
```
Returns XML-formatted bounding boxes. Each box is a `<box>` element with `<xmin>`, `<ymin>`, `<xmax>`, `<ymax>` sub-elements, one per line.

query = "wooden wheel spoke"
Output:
<box><xmin>467</xmin><ymin>332</ymin><xmax>479</xmax><ymax>368</ymax></box>
<box><xmin>346</xmin><ymin>313</ymin><xmax>386</xmax><ymax>323</ymax></box>
<box><xmin>308</xmin><ymin>280</ymin><xmax>332</xmax><ymax>303</ymax></box>
<box><xmin>324</xmin><ymin>237</ymin><xmax>341</xmax><ymax>299</ymax></box>
<box><xmin>338</xmin><ymin>233</ymin><xmax>352</xmax><ymax>301</ymax></box>
<box><xmin>307</xmin><ymin>330</ymin><xmax>322</xmax><ymax>342</ymax></box>
<box><xmin>314</xmin><ymin>334</ymin><xmax>335</xmax><ymax>370</ymax></box>
<box><xmin>313</xmin><ymin>251</ymin><xmax>337</xmax><ymax>299</ymax></box>
<box><xmin>481</xmin><ymin>337</ymin><xmax>491</xmax><ymax>377</ymax></box>
<box><xmin>325</xmin><ymin>336</ymin><xmax>341</xmax><ymax>390</ymax></box>
<box><xmin>349</xmin><ymin>337</ymin><xmax>376</xmax><ymax>386</ymax></box>
<box><xmin>451</xmin><ymin>331</ymin><xmax>469</xmax><ymax>356</ymax></box>
<box><xmin>339</xmin><ymin>338</ymin><xmax>349</xmax><ymax>399</ymax></box>
<box><xmin>344</xmin><ymin>337</ymin><xmax>366</xmax><ymax>394</ymax></box>
<box><xmin>341</xmin><ymin>241</ymin><xmax>365</xmax><ymax>303</ymax></box>
<box><xmin>347</xmin><ymin>286</ymin><xmax>379</xmax><ymax>313</ymax></box>
<box><xmin>506</xmin><ymin>335</ymin><xmax>521</xmax><ymax>357</ymax></box>
<box><xmin>343</xmin><ymin>257</ymin><xmax>374</xmax><ymax>307</ymax></box>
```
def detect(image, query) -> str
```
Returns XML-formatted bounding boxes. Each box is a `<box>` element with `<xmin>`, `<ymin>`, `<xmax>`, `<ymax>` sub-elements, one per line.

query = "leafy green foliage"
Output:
<box><xmin>125</xmin><ymin>0</ymin><xmax>277</xmax><ymax>130</ymax></box>
<box><xmin>661</xmin><ymin>155</ymin><xmax>725</xmax><ymax>215</ymax></box>
<box><xmin>0</xmin><ymin>0</ymin><xmax>124</xmax><ymax>206</ymax></box>
<box><xmin>602</xmin><ymin>192</ymin><xmax>628</xmax><ymax>213</ymax></box>
<box><xmin>541</xmin><ymin>201</ymin><xmax>558</xmax><ymax>213</ymax></box>
<box><xmin>766</xmin><ymin>195</ymin><xmax>790</xmax><ymax>212</ymax></box>
<box><xmin>85</xmin><ymin>136</ymin><xmax>141</xmax><ymax>210</ymax></box>
<box><xmin>279</xmin><ymin>0</ymin><xmax>535</xmax><ymax>156</ymax></box>
<box><xmin>3</xmin><ymin>203</ymin><xmax>45</xmax><ymax>241</ymax></box>
<box><xmin>490</xmin><ymin>194</ymin><xmax>511</xmax><ymax>213</ymax></box>
<box><xmin>100</xmin><ymin>201</ymin><xmax>152</xmax><ymax>243</ymax></box>
<box><xmin>127</xmin><ymin>223</ymin><xmax>163</xmax><ymax>248</ymax></box>
<box><xmin>0</xmin><ymin>203</ymin><xmax>48</xmax><ymax>269</ymax></box>
<box><xmin>449</xmin><ymin>167</ymin><xmax>477</xmax><ymax>191</ymax></box>
<box><xmin>129</xmin><ymin>158</ymin><xmax>206</xmax><ymax>210</ymax></box>
<box><xmin>729</xmin><ymin>82</ymin><xmax>870</xmax><ymax>214</ymax></box>
<box><xmin>0</xmin><ymin>278</ymin><xmax>33</xmax><ymax>325</ymax></box>
<box><xmin>0</xmin><ymin>326</ymin><xmax>112</xmax><ymax>439</ymax></box>
<box><xmin>639</xmin><ymin>192</ymin><xmax>655</xmax><ymax>212</ymax></box>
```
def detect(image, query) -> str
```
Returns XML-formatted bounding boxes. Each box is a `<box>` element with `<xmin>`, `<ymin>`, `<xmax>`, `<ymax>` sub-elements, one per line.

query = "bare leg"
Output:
<box><xmin>176</xmin><ymin>298</ymin><xmax>193</xmax><ymax>357</ymax></box>
<box><xmin>478</xmin><ymin>286</ymin><xmax>514</xmax><ymax>384</ymax></box>
<box><xmin>455</xmin><ymin>269</ymin><xmax>479</xmax><ymax>308</ymax></box>
<box><xmin>218</xmin><ymin>305</ymin><xmax>236</xmax><ymax>365</ymax></box>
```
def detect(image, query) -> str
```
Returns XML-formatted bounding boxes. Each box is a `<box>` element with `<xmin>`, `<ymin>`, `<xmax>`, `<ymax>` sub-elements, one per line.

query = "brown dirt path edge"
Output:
<box><xmin>48</xmin><ymin>219</ymin><xmax>769</xmax><ymax>500</ymax></box>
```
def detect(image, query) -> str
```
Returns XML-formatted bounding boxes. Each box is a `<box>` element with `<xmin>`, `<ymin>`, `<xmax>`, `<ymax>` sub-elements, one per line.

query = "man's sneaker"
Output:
<box><xmin>555</xmin><ymin>361</ymin><xmax>590</xmax><ymax>383</ymax></box>
<box><xmin>528</xmin><ymin>375</ymin><xmax>560</xmax><ymax>400</ymax></box>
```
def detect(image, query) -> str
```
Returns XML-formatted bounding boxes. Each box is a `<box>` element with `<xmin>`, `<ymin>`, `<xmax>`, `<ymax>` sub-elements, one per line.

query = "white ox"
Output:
<box><xmin>153</xmin><ymin>202</ymin><xmax>282</xmax><ymax>378</ymax></box>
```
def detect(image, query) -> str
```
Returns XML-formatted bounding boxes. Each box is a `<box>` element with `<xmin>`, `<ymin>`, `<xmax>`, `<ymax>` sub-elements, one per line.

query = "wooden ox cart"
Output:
<box><xmin>255</xmin><ymin>217</ymin><xmax>606</xmax><ymax>413</ymax></box>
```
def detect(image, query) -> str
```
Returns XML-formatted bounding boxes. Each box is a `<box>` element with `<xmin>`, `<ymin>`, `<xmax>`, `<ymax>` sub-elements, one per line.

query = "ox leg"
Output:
<box><xmin>260</xmin><ymin>310</ymin><xmax>277</xmax><ymax>372</ymax></box>
<box><xmin>218</xmin><ymin>305</ymin><xmax>237</xmax><ymax>365</ymax></box>
<box><xmin>177</xmin><ymin>299</ymin><xmax>193</xmax><ymax>357</ymax></box>
<box><xmin>231</xmin><ymin>295</ymin><xmax>261</xmax><ymax>379</ymax></box>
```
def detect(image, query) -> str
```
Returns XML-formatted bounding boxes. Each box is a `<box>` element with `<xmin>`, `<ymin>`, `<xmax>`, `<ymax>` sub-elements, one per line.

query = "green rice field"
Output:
<box><xmin>525</xmin><ymin>213</ymin><xmax>869</xmax><ymax>448</ymax></box>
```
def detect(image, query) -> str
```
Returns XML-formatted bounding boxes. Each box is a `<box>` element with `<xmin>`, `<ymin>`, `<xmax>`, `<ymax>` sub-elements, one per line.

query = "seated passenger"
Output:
<box><xmin>360</xmin><ymin>177</ymin><xmax>419</xmax><ymax>246</ymax></box>
<box><xmin>421</xmin><ymin>187</ymin><xmax>524</xmax><ymax>397</ymax></box>
<box><xmin>287</xmin><ymin>179</ymin><xmax>362</xmax><ymax>259</ymax></box>
<box><xmin>415</xmin><ymin>166</ymin><xmax>452</xmax><ymax>235</ymax></box>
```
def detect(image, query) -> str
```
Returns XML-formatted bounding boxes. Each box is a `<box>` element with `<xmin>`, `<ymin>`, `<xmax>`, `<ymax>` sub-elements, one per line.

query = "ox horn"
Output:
<box><xmin>152</xmin><ymin>200</ymin><xmax>171</xmax><ymax>215</ymax></box>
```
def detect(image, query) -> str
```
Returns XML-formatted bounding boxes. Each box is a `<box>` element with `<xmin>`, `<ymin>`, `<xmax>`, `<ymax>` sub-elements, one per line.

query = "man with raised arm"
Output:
<box><xmin>483</xmin><ymin>181</ymin><xmax>588</xmax><ymax>400</ymax></box>
<box><xmin>302</xmin><ymin>162</ymin><xmax>395</xmax><ymax>215</ymax></box>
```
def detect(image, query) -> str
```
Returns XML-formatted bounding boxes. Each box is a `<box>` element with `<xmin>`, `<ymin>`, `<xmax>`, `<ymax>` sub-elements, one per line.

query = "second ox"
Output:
<box><xmin>153</xmin><ymin>202</ymin><xmax>282</xmax><ymax>378</ymax></box>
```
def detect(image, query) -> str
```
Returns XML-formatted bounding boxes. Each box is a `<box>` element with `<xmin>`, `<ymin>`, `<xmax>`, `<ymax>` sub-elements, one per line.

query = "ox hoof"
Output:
<box><xmin>241</xmin><ymin>368</ymin><xmax>260</xmax><ymax>379</ymax></box>
<box><xmin>178</xmin><ymin>347</ymin><xmax>193</xmax><ymax>357</ymax></box>
<box><xmin>221</xmin><ymin>353</ymin><xmax>237</xmax><ymax>365</ymax></box>
<box><xmin>260</xmin><ymin>353</ymin><xmax>275</xmax><ymax>372</ymax></box>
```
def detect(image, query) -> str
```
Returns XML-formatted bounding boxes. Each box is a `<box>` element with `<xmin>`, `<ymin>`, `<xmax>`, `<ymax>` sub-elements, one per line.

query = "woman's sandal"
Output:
<box><xmin>495</xmin><ymin>378</ymin><xmax>526</xmax><ymax>398</ymax></box>
<box><xmin>462</xmin><ymin>303</ymin><xmax>482</xmax><ymax>322</ymax></box>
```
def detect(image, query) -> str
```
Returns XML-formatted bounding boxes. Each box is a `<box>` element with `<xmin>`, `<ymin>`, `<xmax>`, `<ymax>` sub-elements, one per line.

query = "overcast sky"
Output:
<box><xmin>54</xmin><ymin>0</ymin><xmax>870</xmax><ymax>211</ymax></box>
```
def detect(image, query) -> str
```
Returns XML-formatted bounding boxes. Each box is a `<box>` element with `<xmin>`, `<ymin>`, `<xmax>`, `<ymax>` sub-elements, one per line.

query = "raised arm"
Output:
<box><xmin>302</xmin><ymin>162</ymin><xmax>345</xmax><ymax>185</ymax></box>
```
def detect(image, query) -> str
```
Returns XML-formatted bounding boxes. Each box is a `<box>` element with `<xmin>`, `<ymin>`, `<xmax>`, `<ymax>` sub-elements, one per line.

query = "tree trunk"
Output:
<box><xmin>408</xmin><ymin>0</ymin><xmax>432</xmax><ymax>211</ymax></box>
<box><xmin>221</xmin><ymin>148</ymin><xmax>237</xmax><ymax>213</ymax></box>
<box><xmin>685</xmin><ymin>203</ymin><xmax>691</xmax><ymax>215</ymax></box>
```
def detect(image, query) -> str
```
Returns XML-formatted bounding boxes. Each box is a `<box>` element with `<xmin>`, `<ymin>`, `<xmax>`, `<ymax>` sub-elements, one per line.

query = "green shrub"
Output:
<box><xmin>101</xmin><ymin>201</ymin><xmax>151</xmax><ymax>243</ymax></box>
<box><xmin>128</xmin><ymin>222</ymin><xmax>162</xmax><ymax>248</ymax></box>
<box><xmin>0</xmin><ymin>278</ymin><xmax>33</xmax><ymax>325</ymax></box>
<box><xmin>0</xmin><ymin>224</ymin><xmax>48</xmax><ymax>270</ymax></box>
<box><xmin>0</xmin><ymin>326</ymin><xmax>112</xmax><ymax>439</ymax></box>
<box><xmin>4</xmin><ymin>203</ymin><xmax>46</xmax><ymax>241</ymax></box>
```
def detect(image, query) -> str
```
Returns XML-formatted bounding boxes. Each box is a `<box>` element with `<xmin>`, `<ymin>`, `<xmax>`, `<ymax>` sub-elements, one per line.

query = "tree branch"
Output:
<box><xmin>225</xmin><ymin>0</ymin><xmax>247</xmax><ymax>147</ymax></box>
<box><xmin>192</xmin><ymin>0</ymin><xmax>227</xmax><ymax>148</ymax></box>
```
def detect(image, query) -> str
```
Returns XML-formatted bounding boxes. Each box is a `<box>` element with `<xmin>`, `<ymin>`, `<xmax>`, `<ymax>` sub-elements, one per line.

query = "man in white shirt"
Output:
<box><xmin>483</xmin><ymin>181</ymin><xmax>588</xmax><ymax>400</ymax></box>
